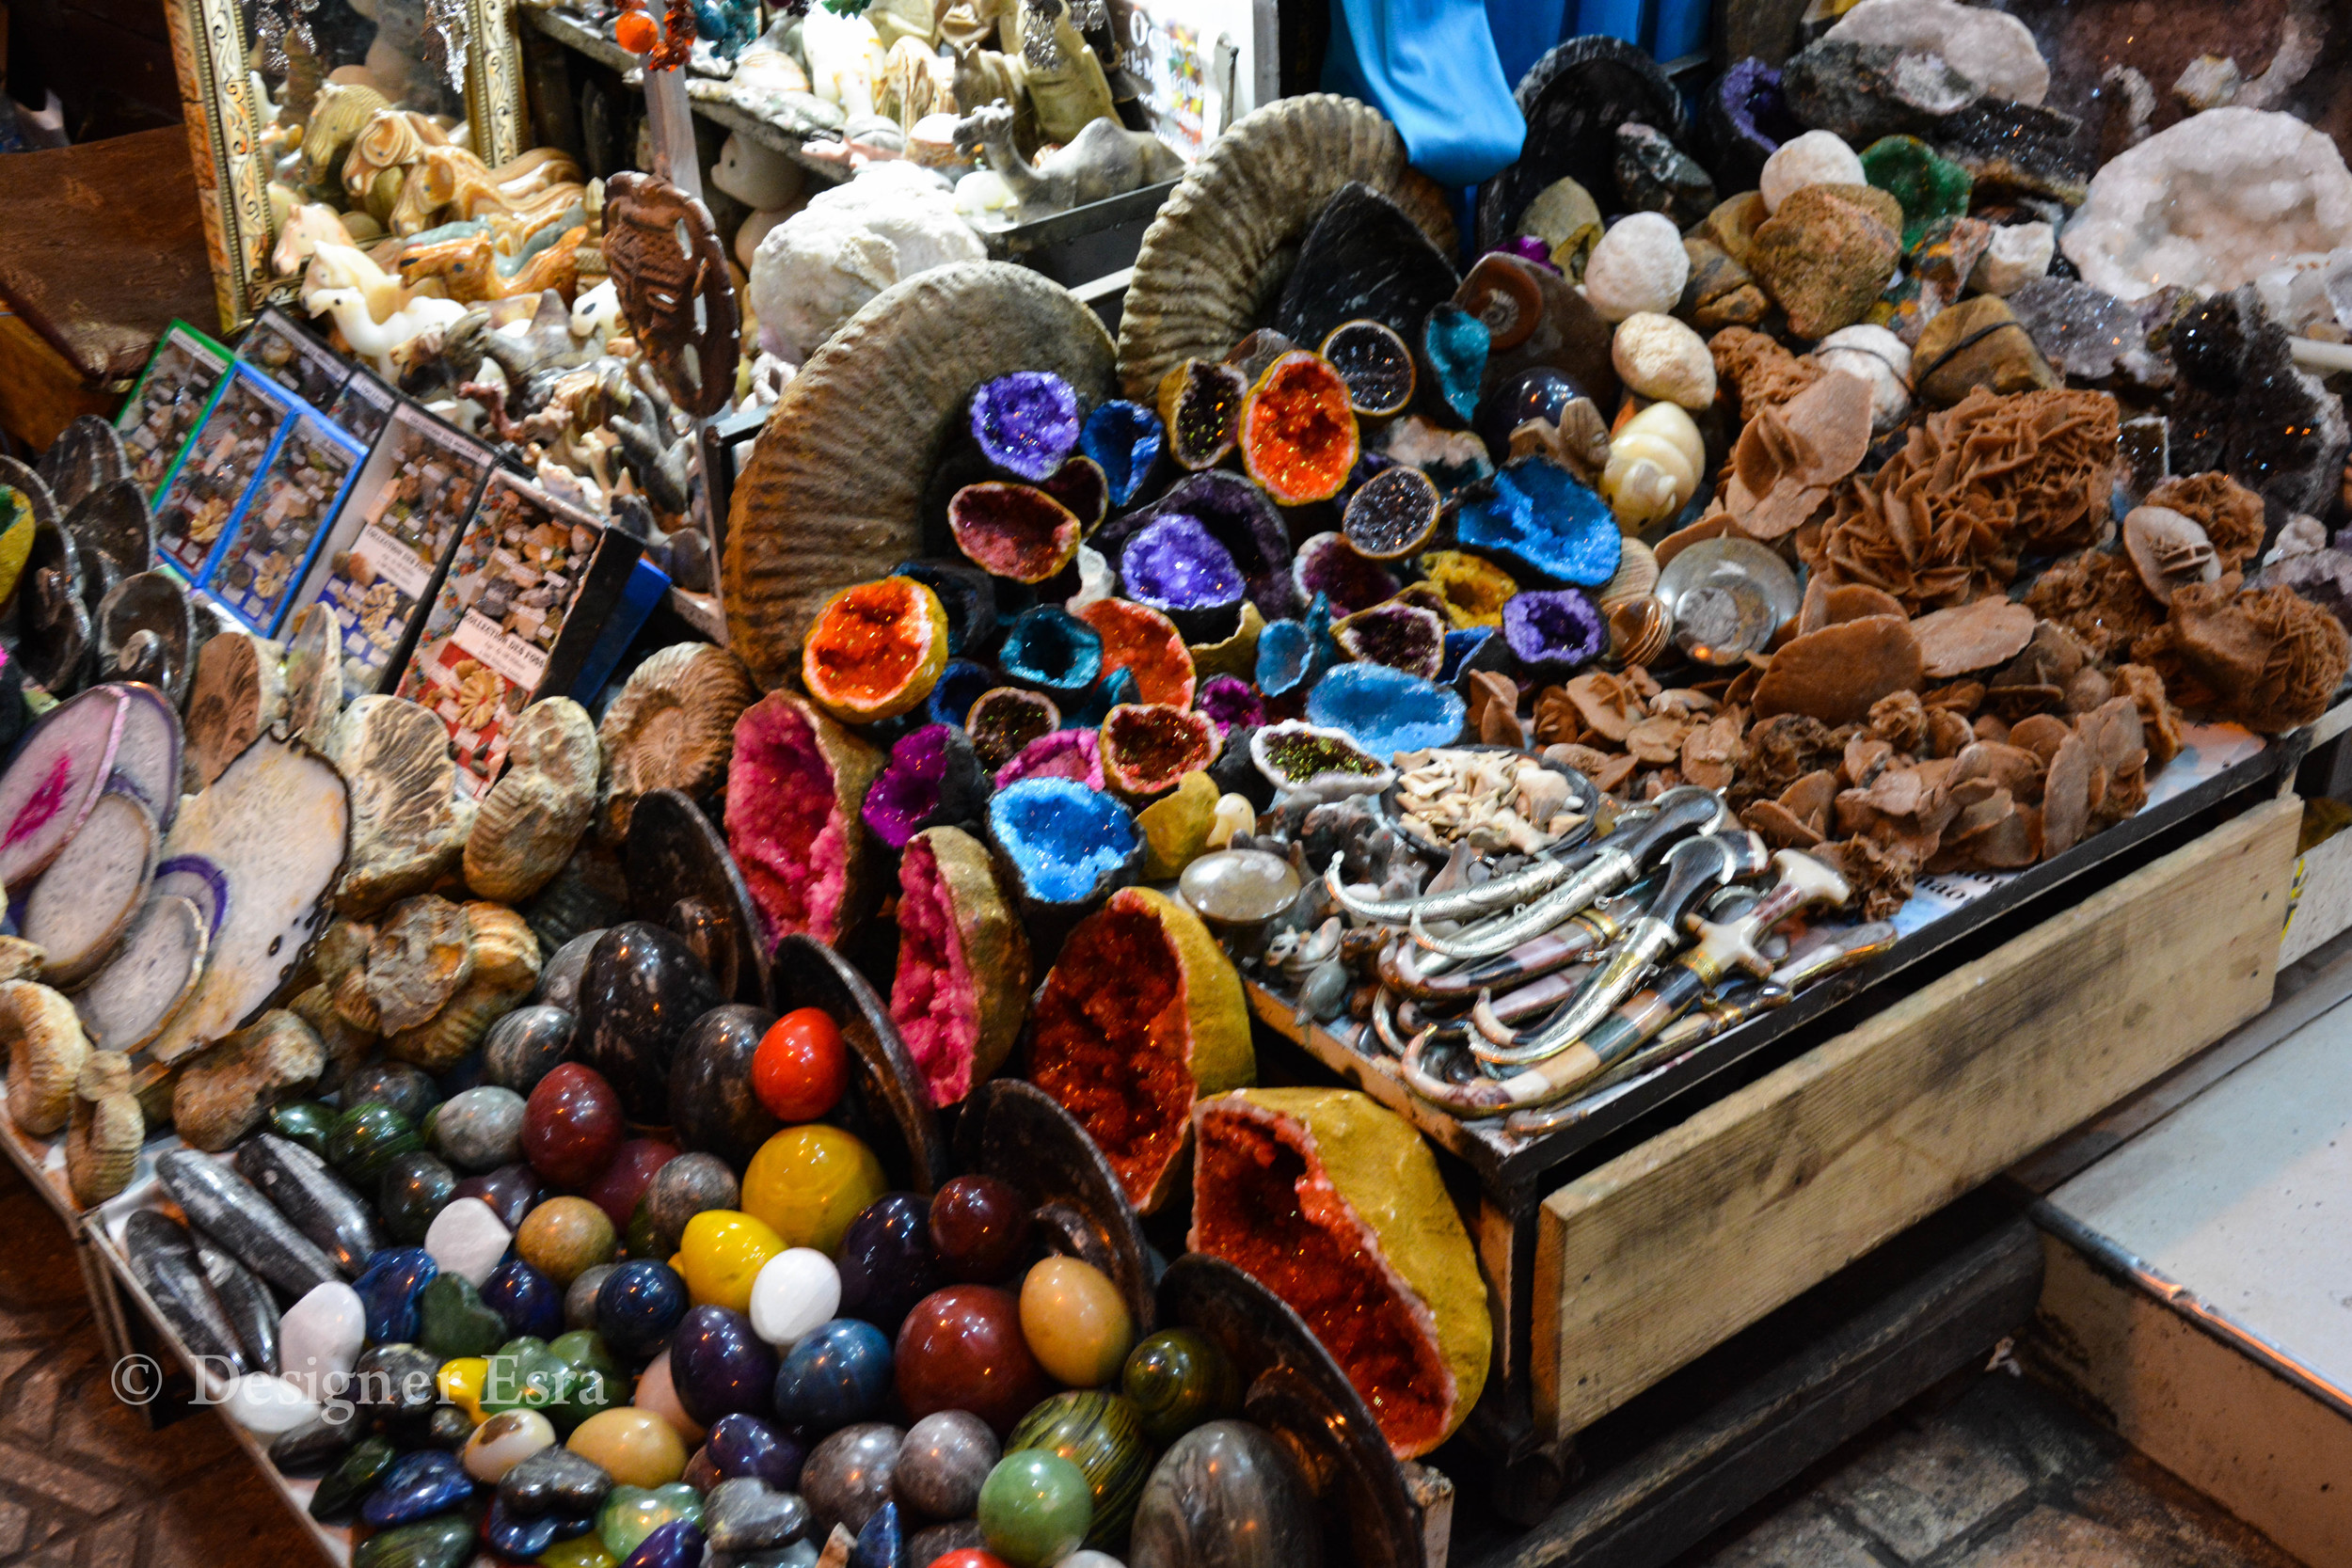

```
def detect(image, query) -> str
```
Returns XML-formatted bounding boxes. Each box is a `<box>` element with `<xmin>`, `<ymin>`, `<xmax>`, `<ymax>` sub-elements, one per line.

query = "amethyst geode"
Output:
<box><xmin>968</xmin><ymin>372</ymin><xmax>1082</xmax><ymax>483</ymax></box>
<box><xmin>1195</xmin><ymin>674</ymin><xmax>1266</xmax><ymax>736</ymax></box>
<box><xmin>1099</xmin><ymin>469</ymin><xmax>1301</xmax><ymax>622</ymax></box>
<box><xmin>1120</xmin><ymin>514</ymin><xmax>1248</xmax><ymax>636</ymax></box>
<box><xmin>862</xmin><ymin>725</ymin><xmax>991</xmax><ymax>848</ymax></box>
<box><xmin>1707</xmin><ymin>58</ymin><xmax>1802</xmax><ymax>190</ymax></box>
<box><xmin>1335</xmin><ymin>601</ymin><xmax>1447</xmax><ymax>678</ymax></box>
<box><xmin>1502</xmin><ymin>588</ymin><xmax>1605</xmax><ymax>674</ymax></box>
<box><xmin>1292</xmin><ymin>532</ymin><xmax>1401</xmax><ymax>616</ymax></box>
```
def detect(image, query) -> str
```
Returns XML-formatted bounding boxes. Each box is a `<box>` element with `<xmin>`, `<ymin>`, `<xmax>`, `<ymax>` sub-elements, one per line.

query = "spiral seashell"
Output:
<box><xmin>1608</xmin><ymin>597</ymin><xmax>1672</xmax><ymax>667</ymax></box>
<box><xmin>464</xmin><ymin>903</ymin><xmax>542</xmax><ymax>993</ymax></box>
<box><xmin>384</xmin><ymin>907</ymin><xmax>538</xmax><ymax>1073</ymax></box>
<box><xmin>596</xmin><ymin>643</ymin><xmax>760</xmax><ymax>845</ymax></box>
<box><xmin>67</xmin><ymin>1051</ymin><xmax>141</xmax><ymax>1208</ymax></box>
<box><xmin>0</xmin><ymin>980</ymin><xmax>91</xmax><ymax>1136</ymax></box>
<box><xmin>467</xmin><ymin>699</ymin><xmax>600</xmax><ymax>902</ymax></box>
<box><xmin>1597</xmin><ymin>538</ymin><xmax>1661</xmax><ymax>609</ymax></box>
<box><xmin>1601</xmin><ymin>402</ymin><xmax>1707</xmax><ymax>530</ymax></box>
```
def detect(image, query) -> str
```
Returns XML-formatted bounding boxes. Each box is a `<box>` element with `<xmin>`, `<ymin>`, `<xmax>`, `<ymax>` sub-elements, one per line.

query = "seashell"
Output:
<box><xmin>0</xmin><ymin>979</ymin><xmax>91</xmax><ymax>1135</ymax></box>
<box><xmin>465</xmin><ymin>902</ymin><xmax>543</xmax><ymax>994</ymax></box>
<box><xmin>384</xmin><ymin>905</ymin><xmax>539</xmax><ymax>1073</ymax></box>
<box><xmin>286</xmin><ymin>981</ymin><xmax>373</xmax><ymax>1094</ymax></box>
<box><xmin>596</xmin><ymin>643</ymin><xmax>759</xmax><ymax>845</ymax></box>
<box><xmin>172</xmin><ymin>1009</ymin><xmax>325</xmax><ymax>1152</ymax></box>
<box><xmin>725</xmin><ymin>264</ymin><xmax>1114</xmax><ymax>689</ymax></box>
<box><xmin>367</xmin><ymin>895</ymin><xmax>473</xmax><ymax>1036</ymax></box>
<box><xmin>1118</xmin><ymin>95</ymin><xmax>1455</xmax><ymax>402</ymax></box>
<box><xmin>326</xmin><ymin>696</ymin><xmax>466</xmax><ymax>917</ymax></box>
<box><xmin>280</xmin><ymin>603</ymin><xmax>344</xmax><ymax>752</ymax></box>
<box><xmin>97</xmin><ymin>573</ymin><xmax>197</xmax><ymax>704</ymax></box>
<box><xmin>1597</xmin><ymin>538</ymin><xmax>1661</xmax><ymax>609</ymax></box>
<box><xmin>466</xmin><ymin>699</ymin><xmax>598</xmax><ymax>902</ymax></box>
<box><xmin>66</xmin><ymin>1050</ymin><xmax>141</xmax><ymax>1208</ymax></box>
<box><xmin>186</xmin><ymin>630</ymin><xmax>287</xmax><ymax>790</ymax></box>
<box><xmin>1601</xmin><ymin>402</ymin><xmax>1706</xmax><ymax>529</ymax></box>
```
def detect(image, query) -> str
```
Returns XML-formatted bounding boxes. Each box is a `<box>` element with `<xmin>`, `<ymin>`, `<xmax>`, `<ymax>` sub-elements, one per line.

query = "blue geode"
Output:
<box><xmin>1422</xmin><ymin>304</ymin><xmax>1492</xmax><ymax>421</ymax></box>
<box><xmin>1502</xmin><ymin>588</ymin><xmax>1606</xmax><ymax>673</ymax></box>
<box><xmin>1061</xmin><ymin>664</ymin><xmax>1138</xmax><ymax>728</ymax></box>
<box><xmin>1257</xmin><ymin>592</ymin><xmax>1340</xmax><ymax>699</ymax></box>
<box><xmin>926</xmin><ymin>658</ymin><xmax>994</xmax><ymax>729</ymax></box>
<box><xmin>1441</xmin><ymin>626</ymin><xmax>1506</xmax><ymax>685</ymax></box>
<box><xmin>1081</xmin><ymin>401</ymin><xmax>1165</xmax><ymax>509</ymax></box>
<box><xmin>969</xmin><ymin>372</ymin><xmax>1081</xmax><ymax>483</ymax></box>
<box><xmin>1456</xmin><ymin>458</ymin><xmax>1622</xmax><ymax>586</ymax></box>
<box><xmin>997</xmin><ymin>606</ymin><xmax>1104</xmax><ymax>699</ymax></box>
<box><xmin>987</xmin><ymin>778</ymin><xmax>1142</xmax><ymax>908</ymax></box>
<box><xmin>1307</xmin><ymin>664</ymin><xmax>1468</xmax><ymax>757</ymax></box>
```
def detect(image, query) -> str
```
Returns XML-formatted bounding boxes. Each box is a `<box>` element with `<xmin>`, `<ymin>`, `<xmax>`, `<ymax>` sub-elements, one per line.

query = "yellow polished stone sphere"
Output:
<box><xmin>676</xmin><ymin>1209</ymin><xmax>787</xmax><ymax>1312</ymax></box>
<box><xmin>740</xmin><ymin>1125</ymin><xmax>887</xmax><ymax>1255</ymax></box>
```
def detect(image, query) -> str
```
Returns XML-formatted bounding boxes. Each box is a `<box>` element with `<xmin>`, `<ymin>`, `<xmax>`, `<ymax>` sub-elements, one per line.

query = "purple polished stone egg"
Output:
<box><xmin>834</xmin><ymin>1194</ymin><xmax>942</xmax><ymax>1336</ymax></box>
<box><xmin>705</xmin><ymin>1412</ymin><xmax>809</xmax><ymax>1490</ymax></box>
<box><xmin>668</xmin><ymin>1306</ymin><xmax>779</xmax><ymax>1427</ymax></box>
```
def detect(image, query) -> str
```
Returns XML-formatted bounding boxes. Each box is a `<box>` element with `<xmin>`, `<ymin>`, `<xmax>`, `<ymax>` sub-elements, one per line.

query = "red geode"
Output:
<box><xmin>948</xmin><ymin>483</ymin><xmax>1083</xmax><ymax>584</ymax></box>
<box><xmin>1100</xmin><ymin>704</ymin><xmax>1220</xmax><ymax>799</ymax></box>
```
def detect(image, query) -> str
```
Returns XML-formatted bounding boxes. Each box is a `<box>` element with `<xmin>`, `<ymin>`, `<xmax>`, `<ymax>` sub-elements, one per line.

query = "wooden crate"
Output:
<box><xmin>1531</xmin><ymin>795</ymin><xmax>2300</xmax><ymax>1441</ymax></box>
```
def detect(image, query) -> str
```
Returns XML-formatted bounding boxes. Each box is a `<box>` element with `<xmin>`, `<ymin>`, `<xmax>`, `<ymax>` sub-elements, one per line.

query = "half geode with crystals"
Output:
<box><xmin>1101</xmin><ymin>704</ymin><xmax>1220</xmax><ymax>799</ymax></box>
<box><xmin>985</xmin><ymin>777</ymin><xmax>1144</xmax><ymax>922</ymax></box>
<box><xmin>1501</xmin><ymin>588</ymin><xmax>1606</xmax><ymax>674</ymax></box>
<box><xmin>890</xmin><ymin>826</ymin><xmax>1030</xmax><ymax>1107</ymax></box>
<box><xmin>861</xmin><ymin>724</ymin><xmax>991</xmax><ymax>849</ymax></box>
<box><xmin>723</xmin><ymin>691</ymin><xmax>883</xmax><ymax>947</ymax></box>
<box><xmin>968</xmin><ymin>372</ymin><xmax>1082</xmax><ymax>483</ymax></box>
<box><xmin>1250</xmin><ymin>721</ymin><xmax>1395</xmax><ymax>802</ymax></box>
<box><xmin>1119</xmin><ymin>514</ymin><xmax>1248</xmax><ymax>638</ymax></box>
<box><xmin>1335</xmin><ymin>600</ymin><xmax>1446</xmax><ymax>678</ymax></box>
<box><xmin>1104</xmin><ymin>469</ymin><xmax>1300</xmax><ymax>622</ymax></box>
<box><xmin>1307</xmin><ymin>664</ymin><xmax>1469</xmax><ymax>757</ymax></box>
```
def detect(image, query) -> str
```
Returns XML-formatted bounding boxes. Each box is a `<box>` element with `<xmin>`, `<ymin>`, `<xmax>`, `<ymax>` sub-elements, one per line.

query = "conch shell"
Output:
<box><xmin>0</xmin><ymin>980</ymin><xmax>91</xmax><ymax>1136</ymax></box>
<box><xmin>67</xmin><ymin>1051</ymin><xmax>142</xmax><ymax>1208</ymax></box>
<box><xmin>467</xmin><ymin>698</ymin><xmax>600</xmax><ymax>901</ymax></box>
<box><xmin>1601</xmin><ymin>400</ymin><xmax>1706</xmax><ymax>530</ymax></box>
<box><xmin>596</xmin><ymin>643</ymin><xmax>760</xmax><ymax>844</ymax></box>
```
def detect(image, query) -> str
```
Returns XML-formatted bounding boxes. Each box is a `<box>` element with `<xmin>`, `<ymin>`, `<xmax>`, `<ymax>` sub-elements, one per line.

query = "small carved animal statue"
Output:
<box><xmin>954</xmin><ymin>102</ymin><xmax>1183</xmax><ymax>218</ymax></box>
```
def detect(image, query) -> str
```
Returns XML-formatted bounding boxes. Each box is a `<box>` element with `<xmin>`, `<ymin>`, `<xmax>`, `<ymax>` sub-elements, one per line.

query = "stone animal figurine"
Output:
<box><xmin>954</xmin><ymin>102</ymin><xmax>1182</xmax><ymax>219</ymax></box>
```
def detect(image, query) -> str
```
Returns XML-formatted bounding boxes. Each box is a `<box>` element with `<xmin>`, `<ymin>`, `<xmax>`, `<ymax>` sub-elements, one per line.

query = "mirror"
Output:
<box><xmin>167</xmin><ymin>0</ymin><xmax>529</xmax><ymax>333</ymax></box>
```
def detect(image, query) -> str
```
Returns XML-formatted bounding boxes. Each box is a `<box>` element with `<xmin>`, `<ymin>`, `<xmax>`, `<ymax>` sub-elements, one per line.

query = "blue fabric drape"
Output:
<box><xmin>1321</xmin><ymin>0</ymin><xmax>1528</xmax><ymax>188</ymax></box>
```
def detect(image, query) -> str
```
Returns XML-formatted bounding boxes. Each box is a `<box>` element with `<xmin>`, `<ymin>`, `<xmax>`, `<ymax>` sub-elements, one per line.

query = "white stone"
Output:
<box><xmin>1824</xmin><ymin>0</ymin><xmax>2048</xmax><ymax>105</ymax></box>
<box><xmin>1610</xmin><ymin>313</ymin><xmax>1717</xmax><ymax>409</ymax></box>
<box><xmin>1968</xmin><ymin>222</ymin><xmax>2055</xmax><ymax>296</ymax></box>
<box><xmin>424</xmin><ymin>1197</ymin><xmax>512</xmax><ymax>1288</ymax></box>
<box><xmin>749</xmin><ymin>1247</ymin><xmax>842</xmax><ymax>1348</ymax></box>
<box><xmin>748</xmin><ymin>161</ymin><xmax>985</xmax><ymax>363</ymax></box>
<box><xmin>278</xmin><ymin>1280</ymin><xmax>366</xmax><ymax>1398</ymax></box>
<box><xmin>712</xmin><ymin>131</ymin><xmax>806</xmax><ymax>212</ymax></box>
<box><xmin>461</xmin><ymin>1408</ymin><xmax>558</xmax><ymax>1481</ymax></box>
<box><xmin>1065</xmin><ymin>544</ymin><xmax>1114</xmax><ymax>611</ymax></box>
<box><xmin>224</xmin><ymin>1372</ymin><xmax>323</xmax><ymax>1434</ymax></box>
<box><xmin>2173</xmin><ymin>55</ymin><xmax>2241</xmax><ymax>113</ymax></box>
<box><xmin>1814</xmin><ymin>325</ymin><xmax>1915</xmax><ymax>433</ymax></box>
<box><xmin>1581</xmin><ymin>214</ymin><xmax>1689</xmax><ymax>322</ymax></box>
<box><xmin>2061</xmin><ymin>107</ymin><xmax>2352</xmax><ymax>302</ymax></box>
<box><xmin>1759</xmin><ymin>131</ymin><xmax>1864</xmax><ymax>215</ymax></box>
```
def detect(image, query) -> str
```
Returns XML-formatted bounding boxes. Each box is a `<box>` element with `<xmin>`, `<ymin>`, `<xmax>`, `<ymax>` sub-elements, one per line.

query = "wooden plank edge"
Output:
<box><xmin>1531</xmin><ymin>797</ymin><xmax>2299</xmax><ymax>1438</ymax></box>
<box><xmin>1470</xmin><ymin>1213</ymin><xmax>2041</xmax><ymax>1568</ymax></box>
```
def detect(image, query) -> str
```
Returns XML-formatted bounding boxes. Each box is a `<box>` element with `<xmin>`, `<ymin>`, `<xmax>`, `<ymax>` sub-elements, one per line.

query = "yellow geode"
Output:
<box><xmin>1418</xmin><ymin>549</ymin><xmax>1520</xmax><ymax>629</ymax></box>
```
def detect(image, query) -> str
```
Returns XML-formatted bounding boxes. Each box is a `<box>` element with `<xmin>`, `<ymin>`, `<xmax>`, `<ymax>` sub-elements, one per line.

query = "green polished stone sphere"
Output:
<box><xmin>326</xmin><ymin>1102</ymin><xmax>424</xmax><ymax>1186</ymax></box>
<box><xmin>978</xmin><ymin>1449</ymin><xmax>1094</xmax><ymax>1567</ymax></box>
<box><xmin>1006</xmin><ymin>1389</ymin><xmax>1152</xmax><ymax>1547</ymax></box>
<box><xmin>598</xmin><ymin>1481</ymin><xmax>704</xmax><ymax>1560</ymax></box>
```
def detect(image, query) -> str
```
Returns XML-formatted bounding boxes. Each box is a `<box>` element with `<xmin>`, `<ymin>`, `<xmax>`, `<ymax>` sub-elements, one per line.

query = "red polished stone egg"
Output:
<box><xmin>928</xmin><ymin>1175</ymin><xmax>1030</xmax><ymax>1284</ymax></box>
<box><xmin>586</xmin><ymin>1137</ymin><xmax>679</xmax><ymax>1229</ymax></box>
<box><xmin>895</xmin><ymin>1284</ymin><xmax>1048</xmax><ymax>1436</ymax></box>
<box><xmin>522</xmin><ymin>1063</ymin><xmax>626</xmax><ymax>1188</ymax></box>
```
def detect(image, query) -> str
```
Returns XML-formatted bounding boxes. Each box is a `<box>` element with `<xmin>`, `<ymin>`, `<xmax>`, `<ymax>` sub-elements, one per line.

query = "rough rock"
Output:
<box><xmin>1748</xmin><ymin>183</ymin><xmax>1903</xmax><ymax>340</ymax></box>
<box><xmin>1822</xmin><ymin>0</ymin><xmax>2049</xmax><ymax>105</ymax></box>
<box><xmin>1782</xmin><ymin>40</ymin><xmax>1976</xmax><ymax>147</ymax></box>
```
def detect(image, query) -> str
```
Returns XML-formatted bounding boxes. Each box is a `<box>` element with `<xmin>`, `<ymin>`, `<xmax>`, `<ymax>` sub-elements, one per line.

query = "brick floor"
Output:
<box><xmin>0</xmin><ymin>1163</ymin><xmax>319</xmax><ymax>1566</ymax></box>
<box><xmin>1681</xmin><ymin>1367</ymin><xmax>2307</xmax><ymax>1568</ymax></box>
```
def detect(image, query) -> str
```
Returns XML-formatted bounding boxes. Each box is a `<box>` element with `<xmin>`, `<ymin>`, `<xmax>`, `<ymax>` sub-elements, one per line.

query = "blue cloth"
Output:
<box><xmin>1322</xmin><ymin>0</ymin><xmax>1527</xmax><ymax>188</ymax></box>
<box><xmin>1486</xmin><ymin>0</ymin><xmax>1567</xmax><ymax>85</ymax></box>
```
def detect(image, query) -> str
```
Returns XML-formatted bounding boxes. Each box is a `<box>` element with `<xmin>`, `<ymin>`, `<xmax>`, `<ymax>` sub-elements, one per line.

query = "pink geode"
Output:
<box><xmin>723</xmin><ymin>691</ymin><xmax>883</xmax><ymax>946</ymax></box>
<box><xmin>993</xmin><ymin>727</ymin><xmax>1104</xmax><ymax>791</ymax></box>
<box><xmin>889</xmin><ymin>827</ymin><xmax>1030</xmax><ymax>1105</ymax></box>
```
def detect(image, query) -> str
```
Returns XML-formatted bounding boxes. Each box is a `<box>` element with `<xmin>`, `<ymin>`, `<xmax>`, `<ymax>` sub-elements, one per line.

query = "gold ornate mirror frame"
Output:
<box><xmin>167</xmin><ymin>0</ymin><xmax>527</xmax><ymax>336</ymax></box>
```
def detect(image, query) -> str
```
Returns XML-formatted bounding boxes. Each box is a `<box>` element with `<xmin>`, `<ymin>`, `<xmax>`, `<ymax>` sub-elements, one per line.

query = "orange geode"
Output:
<box><xmin>1076</xmin><ymin>597</ymin><xmax>1197</xmax><ymax>708</ymax></box>
<box><xmin>1028</xmin><ymin>887</ymin><xmax>1253</xmax><ymax>1212</ymax></box>
<box><xmin>800</xmin><ymin>576</ymin><xmax>951</xmax><ymax>723</ymax></box>
<box><xmin>1240</xmin><ymin>351</ymin><xmax>1359</xmax><ymax>505</ymax></box>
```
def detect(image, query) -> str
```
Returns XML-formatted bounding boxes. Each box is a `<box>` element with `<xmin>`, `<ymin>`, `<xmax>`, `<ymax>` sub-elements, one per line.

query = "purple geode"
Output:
<box><xmin>1502</xmin><ymin>588</ymin><xmax>1606</xmax><ymax>673</ymax></box>
<box><xmin>1335</xmin><ymin>601</ymin><xmax>1446</xmax><ymax>679</ymax></box>
<box><xmin>968</xmin><ymin>372</ymin><xmax>1082</xmax><ymax>483</ymax></box>
<box><xmin>1120</xmin><ymin>513</ymin><xmax>1248</xmax><ymax>623</ymax></box>
<box><xmin>1195</xmin><ymin>674</ymin><xmax>1267</xmax><ymax>736</ymax></box>
<box><xmin>1494</xmin><ymin>237</ymin><xmax>1562</xmax><ymax>275</ymax></box>
<box><xmin>861</xmin><ymin>724</ymin><xmax>990</xmax><ymax>848</ymax></box>
<box><xmin>993</xmin><ymin>727</ymin><xmax>1104</xmax><ymax>791</ymax></box>
<box><xmin>1099</xmin><ymin>469</ymin><xmax>1301</xmax><ymax>621</ymax></box>
<box><xmin>1292</xmin><ymin>531</ymin><xmax>1402</xmax><ymax>616</ymax></box>
<box><xmin>1708</xmin><ymin>58</ymin><xmax>1803</xmax><ymax>189</ymax></box>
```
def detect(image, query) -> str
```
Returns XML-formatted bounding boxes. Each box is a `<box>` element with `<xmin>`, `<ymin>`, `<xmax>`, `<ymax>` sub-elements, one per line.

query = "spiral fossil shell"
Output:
<box><xmin>67</xmin><ymin>1051</ymin><xmax>141</xmax><ymax>1208</ymax></box>
<box><xmin>467</xmin><ymin>698</ymin><xmax>599</xmax><ymax>902</ymax></box>
<box><xmin>383</xmin><ymin>903</ymin><xmax>539</xmax><ymax>1072</ymax></box>
<box><xmin>0</xmin><ymin>980</ymin><xmax>91</xmax><ymax>1136</ymax></box>
<box><xmin>596</xmin><ymin>643</ymin><xmax>759</xmax><ymax>844</ymax></box>
<box><xmin>1115</xmin><ymin>94</ymin><xmax>1456</xmax><ymax>403</ymax></box>
<box><xmin>187</xmin><ymin>630</ymin><xmax>287</xmax><ymax>790</ymax></box>
<box><xmin>723</xmin><ymin>263</ymin><xmax>1116</xmax><ymax>689</ymax></box>
<box><xmin>1598</xmin><ymin>538</ymin><xmax>1661</xmax><ymax>608</ymax></box>
<box><xmin>327</xmin><ymin>695</ymin><xmax>467</xmax><ymax>915</ymax></box>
